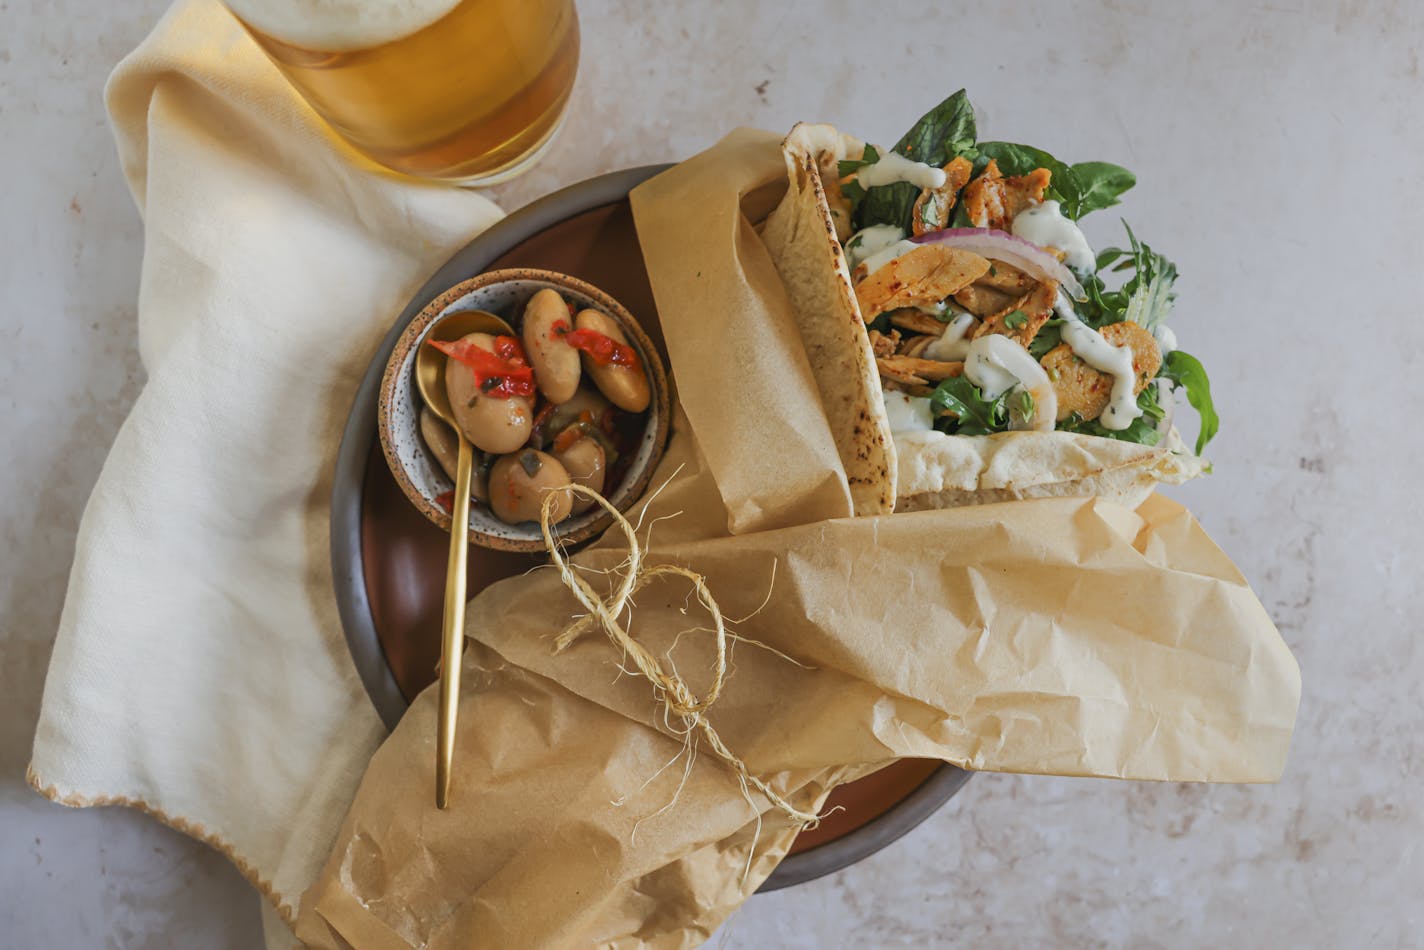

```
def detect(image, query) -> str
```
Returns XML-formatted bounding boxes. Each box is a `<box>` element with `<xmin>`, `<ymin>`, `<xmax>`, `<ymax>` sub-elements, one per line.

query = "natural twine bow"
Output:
<box><xmin>539</xmin><ymin>485</ymin><xmax>821</xmax><ymax>827</ymax></box>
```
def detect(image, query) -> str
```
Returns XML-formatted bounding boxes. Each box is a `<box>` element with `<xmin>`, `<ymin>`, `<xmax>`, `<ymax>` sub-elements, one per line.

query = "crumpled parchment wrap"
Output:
<box><xmin>295</xmin><ymin>129</ymin><xmax>1300</xmax><ymax>950</ymax></box>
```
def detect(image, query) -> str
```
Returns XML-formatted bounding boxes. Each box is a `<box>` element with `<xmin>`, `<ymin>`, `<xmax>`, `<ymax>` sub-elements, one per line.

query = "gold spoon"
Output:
<box><xmin>414</xmin><ymin>308</ymin><xmax>515</xmax><ymax>809</ymax></box>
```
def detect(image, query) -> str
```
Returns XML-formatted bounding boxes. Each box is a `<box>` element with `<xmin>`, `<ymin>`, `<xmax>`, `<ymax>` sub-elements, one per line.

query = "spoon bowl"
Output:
<box><xmin>412</xmin><ymin>309</ymin><xmax>515</xmax><ymax>432</ymax></box>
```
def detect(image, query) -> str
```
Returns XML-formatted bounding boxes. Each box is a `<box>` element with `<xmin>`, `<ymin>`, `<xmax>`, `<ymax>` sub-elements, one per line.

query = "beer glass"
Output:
<box><xmin>225</xmin><ymin>0</ymin><xmax>580</xmax><ymax>184</ymax></box>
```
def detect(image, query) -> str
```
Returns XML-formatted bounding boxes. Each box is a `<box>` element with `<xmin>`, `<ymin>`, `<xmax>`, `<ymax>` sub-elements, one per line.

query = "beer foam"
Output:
<box><xmin>226</xmin><ymin>0</ymin><xmax>464</xmax><ymax>52</ymax></box>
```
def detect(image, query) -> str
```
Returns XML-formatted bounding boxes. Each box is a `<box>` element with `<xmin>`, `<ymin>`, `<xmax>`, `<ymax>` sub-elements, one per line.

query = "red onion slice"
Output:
<box><xmin>912</xmin><ymin>227</ymin><xmax>1087</xmax><ymax>300</ymax></box>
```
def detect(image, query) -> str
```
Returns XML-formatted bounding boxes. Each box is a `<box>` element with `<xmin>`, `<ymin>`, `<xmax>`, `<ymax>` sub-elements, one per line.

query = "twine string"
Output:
<box><xmin>539</xmin><ymin>486</ymin><xmax>819</xmax><ymax>826</ymax></box>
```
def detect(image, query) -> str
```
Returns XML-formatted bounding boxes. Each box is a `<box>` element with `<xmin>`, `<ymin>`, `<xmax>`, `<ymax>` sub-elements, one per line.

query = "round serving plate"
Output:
<box><xmin>330</xmin><ymin>165</ymin><xmax>971</xmax><ymax>891</ymax></box>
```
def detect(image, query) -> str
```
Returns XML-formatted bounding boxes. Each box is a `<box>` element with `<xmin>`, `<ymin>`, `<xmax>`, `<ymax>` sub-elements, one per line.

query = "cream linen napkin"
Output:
<box><xmin>27</xmin><ymin>1</ymin><xmax>502</xmax><ymax>945</ymax></box>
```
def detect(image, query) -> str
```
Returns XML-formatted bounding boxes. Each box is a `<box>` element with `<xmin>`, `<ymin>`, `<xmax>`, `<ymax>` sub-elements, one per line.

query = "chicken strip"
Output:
<box><xmin>911</xmin><ymin>156</ymin><xmax>974</xmax><ymax>236</ymax></box>
<box><xmin>855</xmin><ymin>244</ymin><xmax>990</xmax><ymax>321</ymax></box>
<box><xmin>963</xmin><ymin>159</ymin><xmax>1052</xmax><ymax>231</ymax></box>
<box><xmin>972</xmin><ymin>280</ymin><xmax>1058</xmax><ymax>349</ymax></box>
<box><xmin>1040</xmin><ymin>320</ymin><xmax>1164</xmax><ymax>422</ymax></box>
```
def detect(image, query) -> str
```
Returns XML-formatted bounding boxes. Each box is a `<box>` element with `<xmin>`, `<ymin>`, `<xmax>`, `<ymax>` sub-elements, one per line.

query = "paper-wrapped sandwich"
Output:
<box><xmin>761</xmin><ymin>90</ymin><xmax>1218</xmax><ymax>512</ymax></box>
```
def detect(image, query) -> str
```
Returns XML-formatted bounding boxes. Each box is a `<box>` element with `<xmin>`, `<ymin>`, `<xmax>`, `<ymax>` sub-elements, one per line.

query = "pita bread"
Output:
<box><xmin>895</xmin><ymin>426</ymin><xmax>1205</xmax><ymax>510</ymax></box>
<box><xmin>765</xmin><ymin>122</ymin><xmax>1207</xmax><ymax>509</ymax></box>
<box><xmin>761</xmin><ymin>124</ymin><xmax>896</xmax><ymax>516</ymax></box>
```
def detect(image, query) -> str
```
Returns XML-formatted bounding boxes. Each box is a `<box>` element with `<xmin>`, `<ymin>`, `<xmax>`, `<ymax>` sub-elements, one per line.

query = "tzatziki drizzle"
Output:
<box><xmin>845</xmin><ymin>224</ymin><xmax>907</xmax><ymax>272</ymax></box>
<box><xmin>1012</xmin><ymin>199</ymin><xmax>1095</xmax><ymax>273</ymax></box>
<box><xmin>963</xmin><ymin>334</ymin><xmax>1056</xmax><ymax>431</ymax></box>
<box><xmin>922</xmin><ymin>311</ymin><xmax>978</xmax><ymax>362</ymax></box>
<box><xmin>855</xmin><ymin>151</ymin><xmax>947</xmax><ymax>190</ymax></box>
<box><xmin>1053</xmin><ymin>293</ymin><xmax>1142</xmax><ymax>430</ymax></box>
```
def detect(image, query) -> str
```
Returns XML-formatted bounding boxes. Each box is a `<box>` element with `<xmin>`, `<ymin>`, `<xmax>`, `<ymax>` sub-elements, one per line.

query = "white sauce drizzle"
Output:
<box><xmin>855</xmin><ymin>151</ymin><xmax>947</xmax><ymax>190</ymax></box>
<box><xmin>844</xmin><ymin>224</ymin><xmax>905</xmax><ymax>272</ymax></box>
<box><xmin>1154</xmin><ymin>324</ymin><xmax>1178</xmax><ymax>355</ymax></box>
<box><xmin>882</xmin><ymin>388</ymin><xmax>935</xmax><ymax>432</ymax></box>
<box><xmin>963</xmin><ymin>335</ymin><xmax>1056</xmax><ymax>431</ymax></box>
<box><xmin>1053</xmin><ymin>292</ymin><xmax>1142</xmax><ymax>430</ymax></box>
<box><xmin>1012</xmin><ymin>199</ymin><xmax>1095</xmax><ymax>272</ymax></box>
<box><xmin>858</xmin><ymin>238</ymin><xmax>921</xmax><ymax>278</ymax></box>
<box><xmin>922</xmin><ymin>311</ymin><xmax>978</xmax><ymax>362</ymax></box>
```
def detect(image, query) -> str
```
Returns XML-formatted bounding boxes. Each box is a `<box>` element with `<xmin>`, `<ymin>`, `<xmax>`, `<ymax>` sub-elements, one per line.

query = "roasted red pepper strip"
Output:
<box><xmin>428</xmin><ymin>336</ymin><xmax>536</xmax><ymax>399</ymax></box>
<box><xmin>562</xmin><ymin>327</ymin><xmax>640</xmax><ymax>369</ymax></box>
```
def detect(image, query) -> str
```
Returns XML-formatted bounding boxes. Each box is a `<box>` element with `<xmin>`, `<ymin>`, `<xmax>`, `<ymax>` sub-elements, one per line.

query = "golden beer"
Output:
<box><xmin>227</xmin><ymin>0</ymin><xmax>579</xmax><ymax>182</ymax></box>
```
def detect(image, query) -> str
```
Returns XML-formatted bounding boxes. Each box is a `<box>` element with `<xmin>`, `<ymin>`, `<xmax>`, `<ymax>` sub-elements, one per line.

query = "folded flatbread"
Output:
<box><xmin>762</xmin><ymin>121</ymin><xmax>1205</xmax><ymax>510</ymax></box>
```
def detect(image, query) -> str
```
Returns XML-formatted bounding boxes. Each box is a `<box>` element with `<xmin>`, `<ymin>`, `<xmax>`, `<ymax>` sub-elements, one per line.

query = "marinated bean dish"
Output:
<box><xmin>420</xmin><ymin>288</ymin><xmax>652</xmax><ymax>526</ymax></box>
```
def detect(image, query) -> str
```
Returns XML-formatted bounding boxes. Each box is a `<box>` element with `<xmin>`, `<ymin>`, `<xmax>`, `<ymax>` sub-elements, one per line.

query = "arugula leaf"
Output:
<box><xmin>1070</xmin><ymin>220</ymin><xmax>1178</xmax><ymax>330</ymax></box>
<box><xmin>1161</xmin><ymin>350</ymin><xmax>1218</xmax><ymax>455</ymax></box>
<box><xmin>930</xmin><ymin>376</ymin><xmax>1006</xmax><ymax>436</ymax></box>
<box><xmin>855</xmin><ymin>90</ymin><xmax>977</xmax><ymax>232</ymax></box>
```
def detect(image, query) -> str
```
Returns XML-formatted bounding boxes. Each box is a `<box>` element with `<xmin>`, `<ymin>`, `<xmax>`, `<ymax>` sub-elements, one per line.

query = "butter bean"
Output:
<box><xmin>444</xmin><ymin>332</ymin><xmax>533</xmax><ymax>454</ymax></box>
<box><xmin>573</xmin><ymin>309</ymin><xmax>650</xmax><ymax>413</ymax></box>
<box><xmin>488</xmin><ymin>450</ymin><xmax>573</xmax><ymax>525</ymax></box>
<box><xmin>553</xmin><ymin>433</ymin><xmax>606</xmax><ymax>514</ymax></box>
<box><xmin>521</xmin><ymin>288</ymin><xmax>581</xmax><ymax>404</ymax></box>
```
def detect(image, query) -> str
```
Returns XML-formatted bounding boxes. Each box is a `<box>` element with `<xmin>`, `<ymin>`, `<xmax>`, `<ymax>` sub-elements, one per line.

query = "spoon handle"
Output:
<box><xmin>435</xmin><ymin>433</ymin><xmax>474</xmax><ymax>809</ymax></box>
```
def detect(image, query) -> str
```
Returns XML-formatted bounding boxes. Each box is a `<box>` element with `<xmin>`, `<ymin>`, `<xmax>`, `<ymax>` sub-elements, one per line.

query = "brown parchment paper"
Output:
<box><xmin>295</xmin><ymin>129</ymin><xmax>1300</xmax><ymax>950</ymax></box>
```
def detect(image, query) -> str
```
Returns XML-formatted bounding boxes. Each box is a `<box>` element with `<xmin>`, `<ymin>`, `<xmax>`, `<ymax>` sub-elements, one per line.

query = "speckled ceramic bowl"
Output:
<box><xmin>378</xmin><ymin>268</ymin><xmax>670</xmax><ymax>551</ymax></box>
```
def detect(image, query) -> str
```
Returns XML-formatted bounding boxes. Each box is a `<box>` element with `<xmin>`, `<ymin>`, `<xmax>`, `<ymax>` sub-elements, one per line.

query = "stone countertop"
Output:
<box><xmin>3</xmin><ymin>1</ymin><xmax>1420</xmax><ymax>946</ymax></box>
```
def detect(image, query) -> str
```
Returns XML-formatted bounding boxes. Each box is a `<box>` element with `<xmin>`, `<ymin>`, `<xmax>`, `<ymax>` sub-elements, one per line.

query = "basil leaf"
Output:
<box><xmin>856</xmin><ymin>90</ymin><xmax>977</xmax><ymax>232</ymax></box>
<box><xmin>1067</xmin><ymin>161</ymin><xmax>1135</xmax><ymax>217</ymax></box>
<box><xmin>1161</xmin><ymin>350</ymin><xmax>1219</xmax><ymax>455</ymax></box>
<box><xmin>930</xmin><ymin>376</ymin><xmax>1006</xmax><ymax>436</ymax></box>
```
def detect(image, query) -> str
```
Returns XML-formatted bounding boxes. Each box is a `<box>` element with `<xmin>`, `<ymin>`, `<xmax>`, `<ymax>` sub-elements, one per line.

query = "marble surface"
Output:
<box><xmin>3</xmin><ymin>0</ymin><xmax>1420</xmax><ymax>946</ymax></box>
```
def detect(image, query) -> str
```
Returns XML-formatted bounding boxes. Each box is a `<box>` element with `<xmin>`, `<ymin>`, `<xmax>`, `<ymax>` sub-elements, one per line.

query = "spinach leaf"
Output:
<box><xmin>1069</xmin><ymin>161</ymin><xmax>1135</xmax><ymax>217</ymax></box>
<box><xmin>930</xmin><ymin>376</ymin><xmax>1006</xmax><ymax>436</ymax></box>
<box><xmin>1161</xmin><ymin>350</ymin><xmax>1219</xmax><ymax>455</ymax></box>
<box><xmin>897</xmin><ymin>89</ymin><xmax>977</xmax><ymax>167</ymax></box>
<box><xmin>855</xmin><ymin>90</ymin><xmax>977</xmax><ymax>232</ymax></box>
